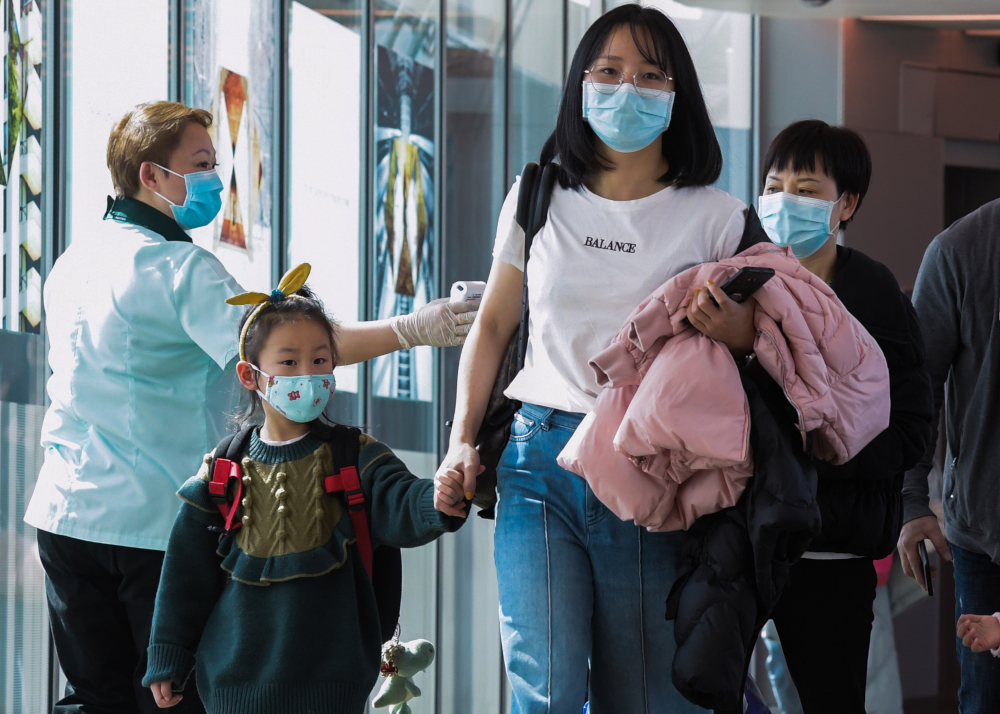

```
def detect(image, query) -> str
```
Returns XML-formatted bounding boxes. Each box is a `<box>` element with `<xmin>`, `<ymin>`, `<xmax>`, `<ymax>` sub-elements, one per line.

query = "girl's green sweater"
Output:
<box><xmin>142</xmin><ymin>431</ymin><xmax>463</xmax><ymax>714</ymax></box>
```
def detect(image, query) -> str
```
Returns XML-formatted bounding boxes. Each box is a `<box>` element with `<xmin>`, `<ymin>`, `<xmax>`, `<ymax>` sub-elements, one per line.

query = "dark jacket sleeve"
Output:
<box><xmin>903</xmin><ymin>238</ymin><xmax>961</xmax><ymax>523</ymax></box>
<box><xmin>359</xmin><ymin>443</ymin><xmax>466</xmax><ymax>549</ymax></box>
<box><xmin>142</xmin><ymin>479</ymin><xmax>228</xmax><ymax>688</ymax></box>
<box><xmin>814</xmin><ymin>296</ymin><xmax>933</xmax><ymax>484</ymax></box>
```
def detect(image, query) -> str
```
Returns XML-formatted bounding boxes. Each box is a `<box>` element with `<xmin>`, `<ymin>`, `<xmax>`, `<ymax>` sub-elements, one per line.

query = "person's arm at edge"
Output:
<box><xmin>898</xmin><ymin>237</ymin><xmax>960</xmax><ymax>586</ymax></box>
<box><xmin>337</xmin><ymin>319</ymin><xmax>411</xmax><ymax>365</ymax></box>
<box><xmin>433</xmin><ymin>258</ymin><xmax>523</xmax><ymax>515</ymax></box>
<box><xmin>336</xmin><ymin>297</ymin><xmax>479</xmax><ymax>365</ymax></box>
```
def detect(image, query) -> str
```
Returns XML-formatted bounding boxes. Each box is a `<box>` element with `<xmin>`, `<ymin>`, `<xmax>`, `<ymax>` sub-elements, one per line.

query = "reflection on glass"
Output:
<box><xmin>1</xmin><ymin>0</ymin><xmax>44</xmax><ymax>333</ymax></box>
<box><xmin>659</xmin><ymin>1</ymin><xmax>752</xmax><ymax>202</ymax></box>
<box><xmin>65</xmin><ymin>0</ymin><xmax>169</xmax><ymax>249</ymax></box>
<box><xmin>508</xmin><ymin>0</ymin><xmax>564</xmax><ymax>180</ymax></box>
<box><xmin>439</xmin><ymin>6</ymin><xmax>507</xmax><ymax>714</ymax></box>
<box><xmin>185</xmin><ymin>0</ymin><xmax>276</xmax><ymax>292</ymax></box>
<box><xmin>287</xmin><ymin>1</ymin><xmax>362</xmax><ymax>394</ymax></box>
<box><xmin>611</xmin><ymin>0</ymin><xmax>753</xmax><ymax>203</ymax></box>
<box><xmin>1</xmin><ymin>2</ymin><xmax>48</xmax><ymax>709</ymax></box>
<box><xmin>372</xmin><ymin>0</ymin><xmax>438</xmax><ymax>402</ymax></box>
<box><xmin>371</xmin><ymin>5</ymin><xmax>441</xmax><ymax>714</ymax></box>
<box><xmin>566</xmin><ymin>0</ymin><xmax>603</xmax><ymax>73</ymax></box>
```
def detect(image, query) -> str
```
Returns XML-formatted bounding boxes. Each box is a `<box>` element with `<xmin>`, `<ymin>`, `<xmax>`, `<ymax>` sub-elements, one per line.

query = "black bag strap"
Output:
<box><xmin>735</xmin><ymin>206</ymin><xmax>771</xmax><ymax>255</ymax></box>
<box><xmin>210</xmin><ymin>423</ymin><xmax>257</xmax><ymax>468</ymax></box>
<box><xmin>320</xmin><ymin>423</ymin><xmax>401</xmax><ymax>644</ymax></box>
<box><xmin>321</xmin><ymin>423</ymin><xmax>362</xmax><ymax>475</ymax></box>
<box><xmin>513</xmin><ymin>162</ymin><xmax>559</xmax><ymax>369</ymax></box>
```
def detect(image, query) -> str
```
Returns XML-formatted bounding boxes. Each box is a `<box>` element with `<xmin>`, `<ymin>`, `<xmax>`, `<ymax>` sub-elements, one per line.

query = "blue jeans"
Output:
<box><xmin>952</xmin><ymin>543</ymin><xmax>1000</xmax><ymax>714</ymax></box>
<box><xmin>494</xmin><ymin>403</ymin><xmax>704</xmax><ymax>714</ymax></box>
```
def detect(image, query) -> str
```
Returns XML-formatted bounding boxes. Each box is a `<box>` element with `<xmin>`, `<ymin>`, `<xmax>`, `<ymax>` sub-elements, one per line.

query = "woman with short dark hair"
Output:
<box><xmin>754</xmin><ymin>120</ymin><xmax>933</xmax><ymax>712</ymax></box>
<box><xmin>434</xmin><ymin>5</ymin><xmax>752</xmax><ymax>712</ymax></box>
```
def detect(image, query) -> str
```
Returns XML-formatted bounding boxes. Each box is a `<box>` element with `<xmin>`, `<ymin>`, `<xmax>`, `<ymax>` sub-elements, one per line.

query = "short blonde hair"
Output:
<box><xmin>107</xmin><ymin>101</ymin><xmax>213</xmax><ymax>199</ymax></box>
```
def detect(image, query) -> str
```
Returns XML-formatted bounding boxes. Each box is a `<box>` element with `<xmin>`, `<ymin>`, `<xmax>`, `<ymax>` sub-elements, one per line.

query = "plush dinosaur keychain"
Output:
<box><xmin>373</xmin><ymin>628</ymin><xmax>436</xmax><ymax>714</ymax></box>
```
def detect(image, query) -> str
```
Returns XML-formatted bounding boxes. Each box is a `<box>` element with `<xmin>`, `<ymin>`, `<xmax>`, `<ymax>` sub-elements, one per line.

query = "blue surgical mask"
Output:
<box><xmin>758</xmin><ymin>192</ymin><xmax>845</xmax><ymax>259</ymax></box>
<box><xmin>252</xmin><ymin>366</ymin><xmax>336</xmax><ymax>423</ymax></box>
<box><xmin>153</xmin><ymin>164</ymin><xmax>224</xmax><ymax>230</ymax></box>
<box><xmin>582</xmin><ymin>82</ymin><xmax>674</xmax><ymax>154</ymax></box>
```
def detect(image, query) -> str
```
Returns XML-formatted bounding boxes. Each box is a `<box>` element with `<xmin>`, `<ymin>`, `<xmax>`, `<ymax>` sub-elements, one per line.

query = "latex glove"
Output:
<box><xmin>391</xmin><ymin>297</ymin><xmax>478</xmax><ymax>349</ymax></box>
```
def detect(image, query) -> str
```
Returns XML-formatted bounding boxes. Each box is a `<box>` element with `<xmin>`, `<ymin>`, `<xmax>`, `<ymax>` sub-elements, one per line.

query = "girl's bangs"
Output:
<box><xmin>587</xmin><ymin>10</ymin><xmax>671</xmax><ymax>74</ymax></box>
<box><xmin>628</xmin><ymin>12</ymin><xmax>671</xmax><ymax>72</ymax></box>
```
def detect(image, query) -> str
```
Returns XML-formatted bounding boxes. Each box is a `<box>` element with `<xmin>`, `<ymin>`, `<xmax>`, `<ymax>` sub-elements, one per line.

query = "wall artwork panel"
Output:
<box><xmin>372</xmin><ymin>45</ymin><xmax>435</xmax><ymax>401</ymax></box>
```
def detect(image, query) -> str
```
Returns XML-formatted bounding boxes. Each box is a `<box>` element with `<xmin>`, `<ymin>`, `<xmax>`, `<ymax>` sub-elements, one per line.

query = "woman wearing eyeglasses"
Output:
<box><xmin>433</xmin><ymin>5</ymin><xmax>755</xmax><ymax>712</ymax></box>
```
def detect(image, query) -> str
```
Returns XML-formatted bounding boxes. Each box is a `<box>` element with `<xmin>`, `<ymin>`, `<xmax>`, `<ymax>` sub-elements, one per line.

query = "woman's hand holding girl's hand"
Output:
<box><xmin>434</xmin><ymin>442</ymin><xmax>485</xmax><ymax>518</ymax></box>
<box><xmin>150</xmin><ymin>681</ymin><xmax>182</xmax><ymax>708</ymax></box>
<box><xmin>686</xmin><ymin>281</ymin><xmax>756</xmax><ymax>359</ymax></box>
<box><xmin>958</xmin><ymin>614</ymin><xmax>1000</xmax><ymax>653</ymax></box>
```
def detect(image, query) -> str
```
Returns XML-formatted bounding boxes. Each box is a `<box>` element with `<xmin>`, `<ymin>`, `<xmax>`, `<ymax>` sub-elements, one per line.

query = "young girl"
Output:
<box><xmin>143</xmin><ymin>264</ymin><xmax>465</xmax><ymax>713</ymax></box>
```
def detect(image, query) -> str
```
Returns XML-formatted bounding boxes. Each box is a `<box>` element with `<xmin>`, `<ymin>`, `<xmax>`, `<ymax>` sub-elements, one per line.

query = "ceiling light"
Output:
<box><xmin>861</xmin><ymin>15</ymin><xmax>1000</xmax><ymax>22</ymax></box>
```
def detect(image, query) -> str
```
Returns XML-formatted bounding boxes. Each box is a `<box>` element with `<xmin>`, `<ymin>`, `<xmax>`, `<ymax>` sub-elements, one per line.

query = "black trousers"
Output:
<box><xmin>769</xmin><ymin>556</ymin><xmax>877</xmax><ymax>714</ymax></box>
<box><xmin>36</xmin><ymin>530</ymin><xmax>205</xmax><ymax>714</ymax></box>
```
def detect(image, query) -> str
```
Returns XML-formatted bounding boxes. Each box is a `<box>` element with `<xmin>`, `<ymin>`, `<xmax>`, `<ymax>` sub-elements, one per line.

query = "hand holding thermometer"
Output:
<box><xmin>450</xmin><ymin>281</ymin><xmax>486</xmax><ymax>305</ymax></box>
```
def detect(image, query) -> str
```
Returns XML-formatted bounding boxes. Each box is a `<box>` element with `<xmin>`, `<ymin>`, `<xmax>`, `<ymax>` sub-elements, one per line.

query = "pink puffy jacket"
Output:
<box><xmin>557</xmin><ymin>243</ymin><xmax>890</xmax><ymax>532</ymax></box>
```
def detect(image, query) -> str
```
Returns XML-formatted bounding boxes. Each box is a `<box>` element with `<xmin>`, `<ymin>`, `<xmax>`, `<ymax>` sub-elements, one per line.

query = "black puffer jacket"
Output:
<box><xmin>664</xmin><ymin>245</ymin><xmax>934</xmax><ymax>711</ymax></box>
<box><xmin>810</xmin><ymin>246</ymin><xmax>934</xmax><ymax>557</ymax></box>
<box><xmin>665</xmin><ymin>367</ymin><xmax>821</xmax><ymax>713</ymax></box>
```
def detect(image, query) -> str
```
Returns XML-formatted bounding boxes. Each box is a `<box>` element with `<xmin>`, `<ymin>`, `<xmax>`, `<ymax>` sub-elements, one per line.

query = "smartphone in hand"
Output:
<box><xmin>710</xmin><ymin>267</ymin><xmax>776</xmax><ymax>306</ymax></box>
<box><xmin>918</xmin><ymin>540</ymin><xmax>934</xmax><ymax>596</ymax></box>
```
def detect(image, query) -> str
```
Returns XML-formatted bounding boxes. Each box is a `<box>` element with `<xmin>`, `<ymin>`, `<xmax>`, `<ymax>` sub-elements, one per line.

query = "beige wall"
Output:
<box><xmin>840</xmin><ymin>20</ymin><xmax>1000</xmax><ymax>291</ymax></box>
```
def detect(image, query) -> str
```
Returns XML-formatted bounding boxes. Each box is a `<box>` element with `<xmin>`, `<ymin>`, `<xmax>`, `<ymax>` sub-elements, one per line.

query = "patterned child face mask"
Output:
<box><xmin>250</xmin><ymin>366</ymin><xmax>336</xmax><ymax>423</ymax></box>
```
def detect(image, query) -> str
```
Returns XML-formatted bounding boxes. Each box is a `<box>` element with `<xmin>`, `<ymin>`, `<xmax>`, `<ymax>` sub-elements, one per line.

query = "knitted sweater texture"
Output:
<box><xmin>142</xmin><ymin>431</ymin><xmax>463</xmax><ymax>714</ymax></box>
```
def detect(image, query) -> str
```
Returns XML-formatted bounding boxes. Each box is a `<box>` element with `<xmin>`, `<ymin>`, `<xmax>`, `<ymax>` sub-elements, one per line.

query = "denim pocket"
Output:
<box><xmin>509</xmin><ymin>411</ymin><xmax>543</xmax><ymax>442</ymax></box>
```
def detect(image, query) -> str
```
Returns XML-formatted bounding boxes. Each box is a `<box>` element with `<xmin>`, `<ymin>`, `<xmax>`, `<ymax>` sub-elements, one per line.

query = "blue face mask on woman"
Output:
<box><xmin>153</xmin><ymin>164</ymin><xmax>225</xmax><ymax>230</ymax></box>
<box><xmin>582</xmin><ymin>82</ymin><xmax>674</xmax><ymax>154</ymax></box>
<box><xmin>758</xmin><ymin>191</ymin><xmax>845</xmax><ymax>259</ymax></box>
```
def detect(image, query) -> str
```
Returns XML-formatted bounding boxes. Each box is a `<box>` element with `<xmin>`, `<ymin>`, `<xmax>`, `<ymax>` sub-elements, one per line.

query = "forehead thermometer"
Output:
<box><xmin>450</xmin><ymin>281</ymin><xmax>486</xmax><ymax>304</ymax></box>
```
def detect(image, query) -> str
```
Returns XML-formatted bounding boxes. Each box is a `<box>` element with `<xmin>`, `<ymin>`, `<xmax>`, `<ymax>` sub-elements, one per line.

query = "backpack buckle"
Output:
<box><xmin>345</xmin><ymin>488</ymin><xmax>365</xmax><ymax>510</ymax></box>
<box><xmin>210</xmin><ymin>459</ymin><xmax>240</xmax><ymax>504</ymax></box>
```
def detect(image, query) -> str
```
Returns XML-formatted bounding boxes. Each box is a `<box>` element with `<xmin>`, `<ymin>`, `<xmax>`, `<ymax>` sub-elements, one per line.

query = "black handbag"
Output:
<box><xmin>470</xmin><ymin>161</ymin><xmax>558</xmax><ymax>519</ymax></box>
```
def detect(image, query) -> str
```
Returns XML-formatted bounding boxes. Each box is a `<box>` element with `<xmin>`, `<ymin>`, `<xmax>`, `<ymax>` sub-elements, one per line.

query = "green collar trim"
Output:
<box><xmin>246</xmin><ymin>428</ymin><xmax>326</xmax><ymax>465</ymax></box>
<box><xmin>104</xmin><ymin>196</ymin><xmax>192</xmax><ymax>243</ymax></box>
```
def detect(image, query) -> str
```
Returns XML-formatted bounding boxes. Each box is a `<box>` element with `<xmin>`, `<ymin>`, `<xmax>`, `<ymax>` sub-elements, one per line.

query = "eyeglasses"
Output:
<box><xmin>584</xmin><ymin>64</ymin><xmax>673</xmax><ymax>99</ymax></box>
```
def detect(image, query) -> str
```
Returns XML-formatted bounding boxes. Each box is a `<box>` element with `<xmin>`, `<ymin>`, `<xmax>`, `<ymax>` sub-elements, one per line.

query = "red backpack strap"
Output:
<box><xmin>207</xmin><ymin>425</ymin><xmax>257</xmax><ymax>537</ymax></box>
<box><xmin>208</xmin><ymin>458</ymin><xmax>244</xmax><ymax>535</ymax></box>
<box><xmin>325</xmin><ymin>465</ymin><xmax>372</xmax><ymax>578</ymax></box>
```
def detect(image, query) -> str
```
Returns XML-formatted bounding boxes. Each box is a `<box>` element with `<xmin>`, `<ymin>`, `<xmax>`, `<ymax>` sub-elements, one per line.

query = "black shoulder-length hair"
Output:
<box><xmin>540</xmin><ymin>3</ymin><xmax>722</xmax><ymax>190</ymax></box>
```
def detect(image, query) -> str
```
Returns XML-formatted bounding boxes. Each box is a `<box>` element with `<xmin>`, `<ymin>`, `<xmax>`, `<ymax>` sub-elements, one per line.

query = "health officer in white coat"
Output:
<box><xmin>24</xmin><ymin>101</ymin><xmax>476</xmax><ymax>714</ymax></box>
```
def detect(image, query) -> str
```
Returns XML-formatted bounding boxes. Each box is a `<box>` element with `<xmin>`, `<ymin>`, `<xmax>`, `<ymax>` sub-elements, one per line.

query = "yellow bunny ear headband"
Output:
<box><xmin>226</xmin><ymin>263</ymin><xmax>312</xmax><ymax>362</ymax></box>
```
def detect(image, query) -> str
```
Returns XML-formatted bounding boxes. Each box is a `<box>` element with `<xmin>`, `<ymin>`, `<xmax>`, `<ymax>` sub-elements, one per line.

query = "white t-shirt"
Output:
<box><xmin>493</xmin><ymin>177</ymin><xmax>746</xmax><ymax>414</ymax></box>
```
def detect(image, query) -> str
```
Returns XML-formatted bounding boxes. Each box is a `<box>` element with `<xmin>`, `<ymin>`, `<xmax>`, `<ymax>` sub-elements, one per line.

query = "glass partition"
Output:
<box><xmin>65</xmin><ymin>0</ymin><xmax>170</xmax><ymax>250</ymax></box>
<box><xmin>1</xmin><ymin>0</ymin><xmax>48</xmax><ymax>710</ymax></box>
<box><xmin>287</xmin><ymin>0</ymin><xmax>364</xmax><ymax>416</ymax></box>
<box><xmin>660</xmin><ymin>1</ymin><xmax>753</xmax><ymax>203</ymax></box>
<box><xmin>1</xmin><ymin>0</ymin><xmax>44</xmax><ymax>333</ymax></box>
<box><xmin>372</xmin><ymin>3</ymin><xmax>442</xmax><ymax>711</ymax></box>
<box><xmin>438</xmin><ymin>2</ymin><xmax>508</xmax><ymax>710</ymax></box>
<box><xmin>184</xmin><ymin>0</ymin><xmax>278</xmax><ymax>292</ymax></box>
<box><xmin>566</xmin><ymin>0</ymin><xmax>603</xmax><ymax>73</ymax></box>
<box><xmin>372</xmin><ymin>0</ymin><xmax>439</xmax><ymax>406</ymax></box>
<box><xmin>508</xmin><ymin>0</ymin><xmax>564</xmax><ymax>180</ymax></box>
<box><xmin>610</xmin><ymin>0</ymin><xmax>754</xmax><ymax>203</ymax></box>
